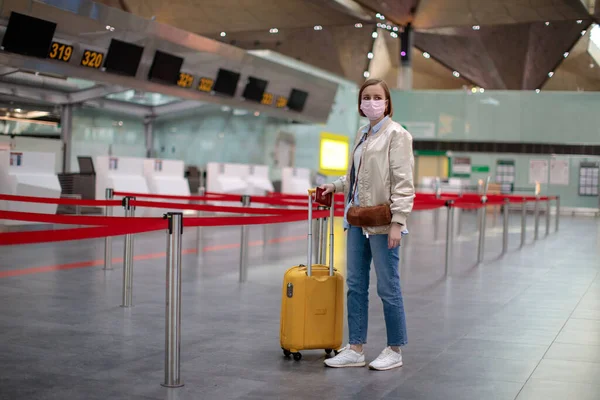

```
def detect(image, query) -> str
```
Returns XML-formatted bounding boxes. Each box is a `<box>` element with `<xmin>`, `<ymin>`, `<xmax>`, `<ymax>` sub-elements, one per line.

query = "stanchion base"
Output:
<box><xmin>161</xmin><ymin>382</ymin><xmax>184</xmax><ymax>388</ymax></box>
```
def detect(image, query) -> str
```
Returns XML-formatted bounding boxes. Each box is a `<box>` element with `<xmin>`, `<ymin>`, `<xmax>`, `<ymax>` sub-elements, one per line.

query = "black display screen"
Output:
<box><xmin>148</xmin><ymin>50</ymin><xmax>183</xmax><ymax>85</ymax></box>
<box><xmin>287</xmin><ymin>89</ymin><xmax>308</xmax><ymax>112</ymax></box>
<box><xmin>104</xmin><ymin>39</ymin><xmax>144</xmax><ymax>77</ymax></box>
<box><xmin>242</xmin><ymin>76</ymin><xmax>268</xmax><ymax>102</ymax></box>
<box><xmin>2</xmin><ymin>12</ymin><xmax>56</xmax><ymax>59</ymax></box>
<box><xmin>213</xmin><ymin>68</ymin><xmax>240</xmax><ymax>97</ymax></box>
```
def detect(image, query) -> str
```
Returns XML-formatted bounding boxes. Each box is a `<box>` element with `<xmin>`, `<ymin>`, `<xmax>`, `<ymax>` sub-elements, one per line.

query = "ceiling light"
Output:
<box><xmin>110</xmin><ymin>27</ymin><xmax>115</xmax><ymax>31</ymax></box>
<box><xmin>393</xmin><ymin>26</ymin><xmax>399</xmax><ymax>32</ymax></box>
<box><xmin>269</xmin><ymin>28</ymin><xmax>279</xmax><ymax>34</ymax></box>
<box><xmin>220</xmin><ymin>32</ymin><xmax>226</xmax><ymax>37</ymax></box>
<box><xmin>577</xmin><ymin>20</ymin><xmax>583</xmax><ymax>24</ymax></box>
<box><xmin>376</xmin><ymin>13</ymin><xmax>381</xmax><ymax>18</ymax></box>
<box><xmin>545</xmin><ymin>21</ymin><xmax>550</xmax><ymax>26</ymax></box>
<box><xmin>590</xmin><ymin>63</ymin><xmax>595</xmax><ymax>68</ymax></box>
<box><xmin>355</xmin><ymin>23</ymin><xmax>363</xmax><ymax>28</ymax></box>
<box><xmin>391</xmin><ymin>32</ymin><xmax>398</xmax><ymax>38</ymax></box>
<box><xmin>548</xmin><ymin>71</ymin><xmax>554</xmax><ymax>77</ymax></box>
<box><xmin>372</xmin><ymin>32</ymin><xmax>378</xmax><ymax>38</ymax></box>
<box><xmin>386</xmin><ymin>25</ymin><xmax>391</xmax><ymax>30</ymax></box>
<box><xmin>479</xmin><ymin>88</ymin><xmax>485</xmax><ymax>93</ymax></box>
<box><xmin>423</xmin><ymin>52</ymin><xmax>431</xmax><ymax>59</ymax></box>
<box><xmin>377</xmin><ymin>23</ymin><xmax>383</xmax><ymax>28</ymax></box>
<box><xmin>472</xmin><ymin>25</ymin><xmax>480</xmax><ymax>30</ymax></box>
<box><xmin>314</xmin><ymin>25</ymin><xmax>323</xmax><ymax>31</ymax></box>
<box><xmin>367</xmin><ymin>52</ymin><xmax>374</xmax><ymax>59</ymax></box>
<box><xmin>471</xmin><ymin>87</ymin><xmax>477</xmax><ymax>93</ymax></box>
<box><xmin>564</xmin><ymin>52</ymin><xmax>569</xmax><ymax>58</ymax></box>
<box><xmin>401</xmin><ymin>51</ymin><xmax>406</xmax><ymax>56</ymax></box>
<box><xmin>363</xmin><ymin>71</ymin><xmax>370</xmax><ymax>78</ymax></box>
<box><xmin>14</xmin><ymin>108</ymin><xmax>22</xmax><ymax>113</ymax></box>
<box><xmin>453</xmin><ymin>71</ymin><xmax>460</xmax><ymax>78</ymax></box>
<box><xmin>582</xmin><ymin>30</ymin><xmax>587</xmax><ymax>35</ymax></box>
<box><xmin>105</xmin><ymin>25</ymin><xmax>110</xmax><ymax>30</ymax></box>
<box><xmin>254</xmin><ymin>111</ymin><xmax>260</xmax><ymax>117</ymax></box>
<box><xmin>535</xmin><ymin>89</ymin><xmax>541</xmax><ymax>93</ymax></box>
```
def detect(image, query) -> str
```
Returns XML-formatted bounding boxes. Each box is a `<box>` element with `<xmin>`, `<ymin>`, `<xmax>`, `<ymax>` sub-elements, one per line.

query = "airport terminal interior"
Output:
<box><xmin>1</xmin><ymin>0</ymin><xmax>600</xmax><ymax>399</ymax></box>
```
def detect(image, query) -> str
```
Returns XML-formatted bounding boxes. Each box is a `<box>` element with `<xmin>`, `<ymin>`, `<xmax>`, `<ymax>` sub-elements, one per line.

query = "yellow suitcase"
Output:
<box><xmin>279</xmin><ymin>190</ymin><xmax>344</xmax><ymax>361</ymax></box>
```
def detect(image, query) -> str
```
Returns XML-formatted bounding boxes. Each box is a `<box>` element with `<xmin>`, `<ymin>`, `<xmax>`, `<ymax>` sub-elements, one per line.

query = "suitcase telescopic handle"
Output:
<box><xmin>306</xmin><ymin>189</ymin><xmax>335</xmax><ymax>277</ymax></box>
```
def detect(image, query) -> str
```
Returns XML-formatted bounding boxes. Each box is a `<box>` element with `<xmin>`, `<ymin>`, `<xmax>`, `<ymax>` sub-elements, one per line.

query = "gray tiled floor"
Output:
<box><xmin>0</xmin><ymin>210</ymin><xmax>599</xmax><ymax>399</ymax></box>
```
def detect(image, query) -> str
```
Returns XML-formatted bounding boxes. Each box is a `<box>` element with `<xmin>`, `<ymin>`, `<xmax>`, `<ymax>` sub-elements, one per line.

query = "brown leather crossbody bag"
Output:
<box><xmin>346</xmin><ymin>203</ymin><xmax>392</xmax><ymax>227</ymax></box>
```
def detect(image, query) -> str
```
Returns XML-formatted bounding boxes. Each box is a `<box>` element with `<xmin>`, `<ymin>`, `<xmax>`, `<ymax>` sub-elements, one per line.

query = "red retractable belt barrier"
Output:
<box><xmin>0</xmin><ymin>210</ymin><xmax>159</xmax><ymax>226</ymax></box>
<box><xmin>0</xmin><ymin>193</ymin><xmax>120</xmax><ymax>207</ymax></box>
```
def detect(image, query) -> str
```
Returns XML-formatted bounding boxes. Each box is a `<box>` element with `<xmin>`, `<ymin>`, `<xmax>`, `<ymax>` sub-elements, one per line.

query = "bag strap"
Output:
<box><xmin>350</xmin><ymin>132</ymin><xmax>368</xmax><ymax>201</ymax></box>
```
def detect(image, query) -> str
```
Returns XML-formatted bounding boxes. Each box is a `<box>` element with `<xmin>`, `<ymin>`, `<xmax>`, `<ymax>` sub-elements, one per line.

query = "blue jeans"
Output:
<box><xmin>346</xmin><ymin>225</ymin><xmax>408</xmax><ymax>347</ymax></box>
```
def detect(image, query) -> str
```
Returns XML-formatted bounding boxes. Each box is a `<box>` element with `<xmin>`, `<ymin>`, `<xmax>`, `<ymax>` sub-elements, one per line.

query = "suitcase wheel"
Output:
<box><xmin>293</xmin><ymin>352</ymin><xmax>302</xmax><ymax>361</ymax></box>
<box><xmin>282</xmin><ymin>349</ymin><xmax>291</xmax><ymax>357</ymax></box>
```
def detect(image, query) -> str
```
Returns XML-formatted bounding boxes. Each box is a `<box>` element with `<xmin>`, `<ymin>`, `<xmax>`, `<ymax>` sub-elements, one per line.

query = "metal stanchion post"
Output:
<box><xmin>534</xmin><ymin>197</ymin><xmax>540</xmax><ymax>241</ymax></box>
<box><xmin>239</xmin><ymin>195</ymin><xmax>251</xmax><ymax>283</ymax></box>
<box><xmin>162</xmin><ymin>212</ymin><xmax>184</xmax><ymax>388</ymax></box>
<box><xmin>444</xmin><ymin>201</ymin><xmax>454</xmax><ymax>277</ymax></box>
<box><xmin>545</xmin><ymin>198</ymin><xmax>551</xmax><ymax>237</ymax></box>
<box><xmin>121</xmin><ymin>196</ymin><xmax>135</xmax><ymax>307</ymax></box>
<box><xmin>434</xmin><ymin>185</ymin><xmax>441</xmax><ymax>241</ymax></box>
<box><xmin>195</xmin><ymin>187</ymin><xmax>205</xmax><ymax>258</ymax></box>
<box><xmin>477</xmin><ymin>196</ymin><xmax>488</xmax><ymax>264</ymax></box>
<box><xmin>555</xmin><ymin>196</ymin><xmax>560</xmax><ymax>232</ymax></box>
<box><xmin>456</xmin><ymin>207</ymin><xmax>462</xmax><ymax>237</ymax></box>
<box><xmin>520</xmin><ymin>198</ymin><xmax>527</xmax><ymax>248</ymax></box>
<box><xmin>502</xmin><ymin>198</ymin><xmax>509</xmax><ymax>255</ymax></box>
<box><xmin>103</xmin><ymin>188</ymin><xmax>114</xmax><ymax>270</ymax></box>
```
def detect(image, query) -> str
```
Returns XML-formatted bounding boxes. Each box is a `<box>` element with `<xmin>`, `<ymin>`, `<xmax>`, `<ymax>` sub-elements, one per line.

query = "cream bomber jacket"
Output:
<box><xmin>332</xmin><ymin>118</ymin><xmax>415</xmax><ymax>235</ymax></box>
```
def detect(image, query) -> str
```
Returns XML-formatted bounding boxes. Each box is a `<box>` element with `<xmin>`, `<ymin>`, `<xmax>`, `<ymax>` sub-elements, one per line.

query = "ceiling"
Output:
<box><xmin>90</xmin><ymin>0</ymin><xmax>600</xmax><ymax>91</ymax></box>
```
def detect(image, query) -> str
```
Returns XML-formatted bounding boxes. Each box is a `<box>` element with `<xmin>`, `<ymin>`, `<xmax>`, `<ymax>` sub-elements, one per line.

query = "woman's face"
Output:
<box><xmin>361</xmin><ymin>84</ymin><xmax>387</xmax><ymax>103</ymax></box>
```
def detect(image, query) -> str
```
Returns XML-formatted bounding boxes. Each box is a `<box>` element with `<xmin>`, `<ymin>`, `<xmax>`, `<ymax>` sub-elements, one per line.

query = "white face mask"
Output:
<box><xmin>360</xmin><ymin>100</ymin><xmax>387</xmax><ymax>120</ymax></box>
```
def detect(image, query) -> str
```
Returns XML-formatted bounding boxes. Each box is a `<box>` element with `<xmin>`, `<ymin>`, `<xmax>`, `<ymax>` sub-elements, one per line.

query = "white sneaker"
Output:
<box><xmin>368</xmin><ymin>347</ymin><xmax>403</xmax><ymax>371</ymax></box>
<box><xmin>324</xmin><ymin>345</ymin><xmax>366</xmax><ymax>368</ymax></box>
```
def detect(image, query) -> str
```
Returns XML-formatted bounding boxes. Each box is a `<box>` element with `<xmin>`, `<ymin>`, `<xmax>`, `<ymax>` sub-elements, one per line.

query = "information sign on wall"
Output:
<box><xmin>578</xmin><ymin>161</ymin><xmax>599</xmax><ymax>196</ymax></box>
<box><xmin>529</xmin><ymin>159</ymin><xmax>548</xmax><ymax>184</ymax></box>
<box><xmin>550</xmin><ymin>159</ymin><xmax>569</xmax><ymax>185</ymax></box>
<box><xmin>154</xmin><ymin>159</ymin><xmax>163</xmax><ymax>172</ymax></box>
<box><xmin>451</xmin><ymin>156</ymin><xmax>471</xmax><ymax>178</ymax></box>
<box><xmin>496</xmin><ymin>159</ymin><xmax>515</xmax><ymax>193</ymax></box>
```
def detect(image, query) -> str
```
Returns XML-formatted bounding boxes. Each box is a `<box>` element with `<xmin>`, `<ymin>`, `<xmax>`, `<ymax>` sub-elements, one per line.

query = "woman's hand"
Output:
<box><xmin>388</xmin><ymin>223</ymin><xmax>402</xmax><ymax>249</ymax></box>
<box><xmin>319</xmin><ymin>183</ymin><xmax>335</xmax><ymax>195</ymax></box>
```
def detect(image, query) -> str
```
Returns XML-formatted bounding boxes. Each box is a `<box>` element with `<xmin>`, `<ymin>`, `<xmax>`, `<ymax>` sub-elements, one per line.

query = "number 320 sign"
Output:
<box><xmin>80</xmin><ymin>50</ymin><xmax>105</xmax><ymax>69</ymax></box>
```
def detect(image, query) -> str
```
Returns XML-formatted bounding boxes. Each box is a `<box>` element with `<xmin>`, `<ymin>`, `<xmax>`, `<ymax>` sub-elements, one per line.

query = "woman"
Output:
<box><xmin>320</xmin><ymin>78</ymin><xmax>414</xmax><ymax>371</ymax></box>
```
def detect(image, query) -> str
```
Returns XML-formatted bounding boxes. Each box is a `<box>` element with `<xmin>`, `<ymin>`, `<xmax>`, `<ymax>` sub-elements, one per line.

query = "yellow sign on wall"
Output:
<box><xmin>319</xmin><ymin>132</ymin><xmax>349</xmax><ymax>176</ymax></box>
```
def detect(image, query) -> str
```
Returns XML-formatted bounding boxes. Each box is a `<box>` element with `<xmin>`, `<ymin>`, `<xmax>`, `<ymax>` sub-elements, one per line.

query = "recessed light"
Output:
<box><xmin>372</xmin><ymin>32</ymin><xmax>378</xmax><ymax>38</ymax></box>
<box><xmin>401</xmin><ymin>51</ymin><xmax>406</xmax><ymax>57</ymax></box>
<box><xmin>453</xmin><ymin>71</ymin><xmax>460</xmax><ymax>78</ymax></box>
<box><xmin>363</xmin><ymin>71</ymin><xmax>370</xmax><ymax>78</ymax></box>
<box><xmin>548</xmin><ymin>71</ymin><xmax>554</xmax><ymax>77</ymax></box>
<box><xmin>355</xmin><ymin>23</ymin><xmax>363</xmax><ymax>28</ymax></box>
<box><xmin>220</xmin><ymin>32</ymin><xmax>226</xmax><ymax>37</ymax></box>
<box><xmin>564</xmin><ymin>52</ymin><xmax>569</xmax><ymax>58</ymax></box>
<box><xmin>535</xmin><ymin>89</ymin><xmax>541</xmax><ymax>93</ymax></box>
<box><xmin>105</xmin><ymin>25</ymin><xmax>111</xmax><ymax>30</ymax></box>
<box><xmin>479</xmin><ymin>88</ymin><xmax>485</xmax><ymax>93</ymax></box>
<box><xmin>582</xmin><ymin>30</ymin><xmax>587</xmax><ymax>36</ymax></box>
<box><xmin>254</xmin><ymin>111</ymin><xmax>260</xmax><ymax>117</ymax></box>
<box><xmin>110</xmin><ymin>27</ymin><xmax>115</xmax><ymax>32</ymax></box>
<box><xmin>391</xmin><ymin>32</ymin><xmax>398</xmax><ymax>38</ymax></box>
<box><xmin>577</xmin><ymin>20</ymin><xmax>583</xmax><ymax>24</ymax></box>
<box><xmin>545</xmin><ymin>21</ymin><xmax>550</xmax><ymax>26</ymax></box>
<box><xmin>14</xmin><ymin>108</ymin><xmax>22</xmax><ymax>113</ymax></box>
<box><xmin>423</xmin><ymin>52</ymin><xmax>431</xmax><ymax>59</ymax></box>
<box><xmin>472</xmin><ymin>25</ymin><xmax>480</xmax><ymax>30</ymax></box>
<box><xmin>393</xmin><ymin>26</ymin><xmax>399</xmax><ymax>32</ymax></box>
<box><xmin>471</xmin><ymin>87</ymin><xmax>477</xmax><ymax>93</ymax></box>
<box><xmin>314</xmin><ymin>25</ymin><xmax>323</xmax><ymax>31</ymax></box>
<box><xmin>269</xmin><ymin>28</ymin><xmax>279</xmax><ymax>34</ymax></box>
<box><xmin>367</xmin><ymin>52</ymin><xmax>374</xmax><ymax>59</ymax></box>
